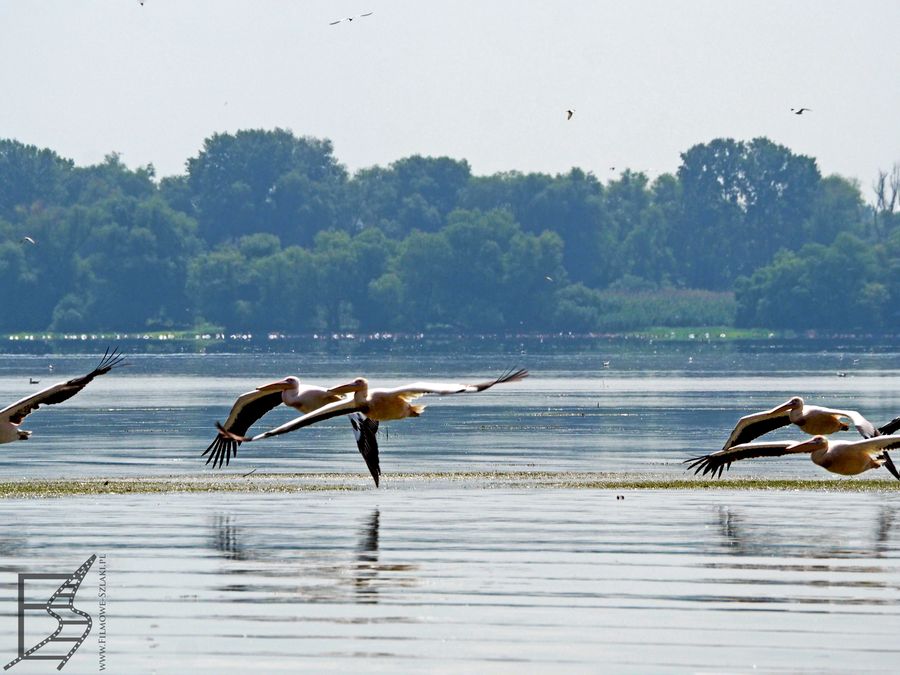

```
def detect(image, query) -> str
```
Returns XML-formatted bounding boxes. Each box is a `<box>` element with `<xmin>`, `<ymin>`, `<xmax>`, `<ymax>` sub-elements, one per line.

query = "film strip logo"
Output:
<box><xmin>4</xmin><ymin>555</ymin><xmax>95</xmax><ymax>671</ymax></box>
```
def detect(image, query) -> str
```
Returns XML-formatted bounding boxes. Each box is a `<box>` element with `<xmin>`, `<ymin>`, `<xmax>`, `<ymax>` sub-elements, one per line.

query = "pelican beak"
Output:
<box><xmin>328</xmin><ymin>380</ymin><xmax>361</xmax><ymax>395</ymax></box>
<box><xmin>774</xmin><ymin>400</ymin><xmax>796</xmax><ymax>414</ymax></box>
<box><xmin>256</xmin><ymin>378</ymin><xmax>294</xmax><ymax>392</ymax></box>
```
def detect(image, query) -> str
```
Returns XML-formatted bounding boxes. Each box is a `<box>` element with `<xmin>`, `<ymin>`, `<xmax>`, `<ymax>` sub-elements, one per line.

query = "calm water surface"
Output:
<box><xmin>0</xmin><ymin>345</ymin><xmax>899</xmax><ymax>672</ymax></box>
<box><xmin>0</xmin><ymin>490</ymin><xmax>899</xmax><ymax>673</ymax></box>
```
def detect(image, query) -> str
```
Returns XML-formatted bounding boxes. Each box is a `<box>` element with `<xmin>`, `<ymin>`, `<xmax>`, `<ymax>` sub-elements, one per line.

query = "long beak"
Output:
<box><xmin>256</xmin><ymin>378</ymin><xmax>294</xmax><ymax>392</ymax></box>
<box><xmin>774</xmin><ymin>400</ymin><xmax>796</xmax><ymax>415</ymax></box>
<box><xmin>328</xmin><ymin>381</ymin><xmax>361</xmax><ymax>395</ymax></box>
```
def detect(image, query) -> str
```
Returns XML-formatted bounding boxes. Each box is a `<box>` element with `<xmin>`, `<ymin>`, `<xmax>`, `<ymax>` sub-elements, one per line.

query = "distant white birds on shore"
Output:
<box><xmin>791</xmin><ymin>107</ymin><xmax>811</xmax><ymax>115</ymax></box>
<box><xmin>330</xmin><ymin>12</ymin><xmax>374</xmax><ymax>25</ymax></box>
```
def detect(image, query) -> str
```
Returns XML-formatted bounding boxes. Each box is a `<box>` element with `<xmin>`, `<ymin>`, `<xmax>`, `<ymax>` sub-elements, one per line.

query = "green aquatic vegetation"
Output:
<box><xmin>0</xmin><ymin>472</ymin><xmax>897</xmax><ymax>498</ymax></box>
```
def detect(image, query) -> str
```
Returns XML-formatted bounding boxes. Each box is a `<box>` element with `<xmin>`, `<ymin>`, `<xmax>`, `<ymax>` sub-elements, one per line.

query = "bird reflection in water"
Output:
<box><xmin>712</xmin><ymin>503</ymin><xmax>898</xmax><ymax>560</ymax></box>
<box><xmin>210</xmin><ymin>509</ymin><xmax>416</xmax><ymax>603</ymax></box>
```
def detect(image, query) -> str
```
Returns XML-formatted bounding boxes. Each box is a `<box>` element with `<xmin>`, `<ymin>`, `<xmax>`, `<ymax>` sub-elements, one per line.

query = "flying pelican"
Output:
<box><xmin>203</xmin><ymin>377</ymin><xmax>381</xmax><ymax>483</ymax></box>
<box><xmin>685</xmin><ymin>435</ymin><xmax>900</xmax><ymax>479</ymax></box>
<box><xmin>0</xmin><ymin>349</ymin><xmax>124</xmax><ymax>444</ymax></box>
<box><xmin>566</xmin><ymin>109</ymin><xmax>574</xmax><ymax>120</ymax></box>
<box><xmin>720</xmin><ymin>397</ymin><xmax>885</xmax><ymax>450</ymax></box>
<box><xmin>216</xmin><ymin>367</ymin><xmax>528</xmax><ymax>450</ymax></box>
<box><xmin>21</xmin><ymin>236</ymin><xmax>36</xmax><ymax>245</ymax></box>
<box><xmin>791</xmin><ymin>107</ymin><xmax>811</xmax><ymax>115</ymax></box>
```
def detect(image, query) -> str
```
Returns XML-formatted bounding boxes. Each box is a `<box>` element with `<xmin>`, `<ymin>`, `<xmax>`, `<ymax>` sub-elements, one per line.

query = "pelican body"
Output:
<box><xmin>721</xmin><ymin>396</ymin><xmax>878</xmax><ymax>450</ymax></box>
<box><xmin>0</xmin><ymin>349</ymin><xmax>123</xmax><ymax>444</ymax></box>
<box><xmin>686</xmin><ymin>434</ymin><xmax>900</xmax><ymax>480</ymax></box>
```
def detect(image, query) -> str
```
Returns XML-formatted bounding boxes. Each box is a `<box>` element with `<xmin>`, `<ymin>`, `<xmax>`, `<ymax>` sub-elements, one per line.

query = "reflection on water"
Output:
<box><xmin>0</xmin><ymin>489</ymin><xmax>899</xmax><ymax>672</ymax></box>
<box><xmin>209</xmin><ymin>507</ymin><xmax>416</xmax><ymax>605</ymax></box>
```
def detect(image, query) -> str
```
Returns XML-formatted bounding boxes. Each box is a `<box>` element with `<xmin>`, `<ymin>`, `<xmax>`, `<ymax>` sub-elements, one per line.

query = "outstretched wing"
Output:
<box><xmin>349</xmin><ymin>413</ymin><xmax>380</xmax><ymax>486</ymax></box>
<box><xmin>878</xmin><ymin>415</ymin><xmax>900</xmax><ymax>436</ymax></box>
<box><xmin>379</xmin><ymin>367</ymin><xmax>528</xmax><ymax>399</ymax></box>
<box><xmin>0</xmin><ymin>348</ymin><xmax>124</xmax><ymax>425</ymax></box>
<box><xmin>721</xmin><ymin>405</ymin><xmax>792</xmax><ymax>450</ymax></box>
<box><xmin>685</xmin><ymin>440</ymin><xmax>809</xmax><ymax>478</ymax></box>
<box><xmin>218</xmin><ymin>396</ymin><xmax>364</xmax><ymax>443</ymax></box>
<box><xmin>831</xmin><ymin>408</ymin><xmax>878</xmax><ymax>439</ymax></box>
<box><xmin>202</xmin><ymin>388</ymin><xmax>285</xmax><ymax>468</ymax></box>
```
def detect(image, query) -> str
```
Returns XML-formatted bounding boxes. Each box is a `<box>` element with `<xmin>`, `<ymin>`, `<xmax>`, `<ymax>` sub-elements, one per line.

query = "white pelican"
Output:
<box><xmin>203</xmin><ymin>377</ymin><xmax>381</xmax><ymax>483</ymax></box>
<box><xmin>0</xmin><ymin>349</ymin><xmax>124</xmax><ymax>444</ymax></box>
<box><xmin>686</xmin><ymin>434</ymin><xmax>900</xmax><ymax>480</ymax></box>
<box><xmin>720</xmin><ymin>397</ymin><xmax>882</xmax><ymax>450</ymax></box>
<box><xmin>216</xmin><ymin>367</ymin><xmax>528</xmax><ymax>454</ymax></box>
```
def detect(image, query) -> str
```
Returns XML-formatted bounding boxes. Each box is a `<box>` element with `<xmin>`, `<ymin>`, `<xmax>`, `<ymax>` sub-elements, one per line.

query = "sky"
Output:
<box><xmin>1</xmin><ymin>1</ymin><xmax>898</xmax><ymax>188</ymax></box>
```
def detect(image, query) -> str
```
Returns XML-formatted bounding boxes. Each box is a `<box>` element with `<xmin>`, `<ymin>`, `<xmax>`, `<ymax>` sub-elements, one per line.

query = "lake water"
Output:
<box><xmin>0</xmin><ymin>344</ymin><xmax>898</xmax><ymax>480</ymax></box>
<box><xmin>0</xmin><ymin>343</ymin><xmax>899</xmax><ymax>672</ymax></box>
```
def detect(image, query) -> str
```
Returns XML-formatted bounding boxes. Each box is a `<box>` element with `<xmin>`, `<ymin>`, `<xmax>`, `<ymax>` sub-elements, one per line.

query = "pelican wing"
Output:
<box><xmin>722</xmin><ymin>406</ymin><xmax>792</xmax><ymax>449</ymax></box>
<box><xmin>222</xmin><ymin>397</ymin><xmax>364</xmax><ymax>443</ymax></box>
<box><xmin>0</xmin><ymin>348</ymin><xmax>124</xmax><ymax>425</ymax></box>
<box><xmin>825</xmin><ymin>407</ymin><xmax>877</xmax><ymax>439</ymax></box>
<box><xmin>202</xmin><ymin>388</ymin><xmax>285</xmax><ymax>468</ymax></box>
<box><xmin>379</xmin><ymin>368</ymin><xmax>529</xmax><ymax>398</ymax></box>
<box><xmin>349</xmin><ymin>413</ymin><xmax>380</xmax><ymax>486</ymax></box>
<box><xmin>685</xmin><ymin>440</ymin><xmax>810</xmax><ymax>478</ymax></box>
<box><xmin>852</xmin><ymin>434</ymin><xmax>900</xmax><ymax>453</ymax></box>
<box><xmin>877</xmin><ymin>416</ymin><xmax>900</xmax><ymax>436</ymax></box>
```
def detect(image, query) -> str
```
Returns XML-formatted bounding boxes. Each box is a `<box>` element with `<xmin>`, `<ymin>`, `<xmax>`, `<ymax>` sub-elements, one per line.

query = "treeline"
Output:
<box><xmin>0</xmin><ymin>130</ymin><xmax>897</xmax><ymax>333</ymax></box>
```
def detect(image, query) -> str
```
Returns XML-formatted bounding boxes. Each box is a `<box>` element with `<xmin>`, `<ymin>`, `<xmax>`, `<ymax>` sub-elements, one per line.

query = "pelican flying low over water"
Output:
<box><xmin>719</xmin><ymin>396</ymin><xmax>897</xmax><ymax>450</ymax></box>
<box><xmin>216</xmin><ymin>368</ymin><xmax>528</xmax><ymax>464</ymax></box>
<box><xmin>686</xmin><ymin>434</ymin><xmax>900</xmax><ymax>480</ymax></box>
<box><xmin>204</xmin><ymin>376</ymin><xmax>381</xmax><ymax>483</ymax></box>
<box><xmin>0</xmin><ymin>349</ymin><xmax>124</xmax><ymax>444</ymax></box>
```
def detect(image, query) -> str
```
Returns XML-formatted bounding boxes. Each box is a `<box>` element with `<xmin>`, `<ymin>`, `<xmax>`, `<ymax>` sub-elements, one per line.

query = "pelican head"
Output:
<box><xmin>781</xmin><ymin>396</ymin><xmax>804</xmax><ymax>412</ymax></box>
<box><xmin>257</xmin><ymin>376</ymin><xmax>301</xmax><ymax>392</ymax></box>
<box><xmin>329</xmin><ymin>377</ymin><xmax>368</xmax><ymax>395</ymax></box>
<box><xmin>794</xmin><ymin>435</ymin><xmax>829</xmax><ymax>453</ymax></box>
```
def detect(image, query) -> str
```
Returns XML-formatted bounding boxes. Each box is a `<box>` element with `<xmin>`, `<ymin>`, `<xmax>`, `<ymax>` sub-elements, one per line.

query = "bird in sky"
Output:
<box><xmin>566</xmin><ymin>109</ymin><xmax>574</xmax><ymax>120</ymax></box>
<box><xmin>330</xmin><ymin>12</ymin><xmax>374</xmax><ymax>26</ymax></box>
<box><xmin>791</xmin><ymin>107</ymin><xmax>811</xmax><ymax>115</ymax></box>
<box><xmin>21</xmin><ymin>236</ymin><xmax>35</xmax><ymax>245</ymax></box>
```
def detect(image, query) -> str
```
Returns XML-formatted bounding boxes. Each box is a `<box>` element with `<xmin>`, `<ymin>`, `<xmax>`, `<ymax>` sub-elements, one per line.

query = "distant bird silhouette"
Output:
<box><xmin>791</xmin><ymin>107</ymin><xmax>811</xmax><ymax>115</ymax></box>
<box><xmin>566</xmin><ymin>109</ymin><xmax>574</xmax><ymax>120</ymax></box>
<box><xmin>21</xmin><ymin>236</ymin><xmax>35</xmax><ymax>245</ymax></box>
<box><xmin>330</xmin><ymin>12</ymin><xmax>374</xmax><ymax>25</ymax></box>
<box><xmin>29</xmin><ymin>378</ymin><xmax>39</xmax><ymax>385</ymax></box>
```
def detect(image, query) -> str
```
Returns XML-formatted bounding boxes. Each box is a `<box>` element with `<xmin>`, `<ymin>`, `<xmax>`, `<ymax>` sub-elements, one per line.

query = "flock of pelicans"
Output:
<box><xmin>1</xmin><ymin>350</ymin><xmax>899</xmax><ymax>486</ymax></box>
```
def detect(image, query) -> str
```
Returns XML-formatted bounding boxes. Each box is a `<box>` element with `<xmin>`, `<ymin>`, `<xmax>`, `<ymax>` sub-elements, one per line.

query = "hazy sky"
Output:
<box><xmin>1</xmin><ymin>1</ymin><xmax>898</xmax><ymax>187</ymax></box>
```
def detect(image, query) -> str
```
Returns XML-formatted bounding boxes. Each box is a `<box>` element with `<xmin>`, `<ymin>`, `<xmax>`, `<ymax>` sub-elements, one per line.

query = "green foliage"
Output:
<box><xmin>0</xmin><ymin>130</ymin><xmax>892</xmax><ymax>334</ymax></box>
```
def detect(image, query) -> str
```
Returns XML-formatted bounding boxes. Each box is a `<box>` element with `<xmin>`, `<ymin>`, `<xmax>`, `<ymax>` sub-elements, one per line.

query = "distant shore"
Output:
<box><xmin>1</xmin><ymin>328</ymin><xmax>899</xmax><ymax>355</ymax></box>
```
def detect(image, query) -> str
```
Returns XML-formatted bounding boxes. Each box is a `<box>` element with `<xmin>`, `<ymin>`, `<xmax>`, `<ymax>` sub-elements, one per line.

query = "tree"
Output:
<box><xmin>186</xmin><ymin>129</ymin><xmax>348</xmax><ymax>244</ymax></box>
<box><xmin>0</xmin><ymin>139</ymin><xmax>73</xmax><ymax>220</ymax></box>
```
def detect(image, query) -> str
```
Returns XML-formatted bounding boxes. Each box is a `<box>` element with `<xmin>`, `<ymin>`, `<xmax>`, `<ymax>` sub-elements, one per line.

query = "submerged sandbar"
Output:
<box><xmin>1</xmin><ymin>471</ymin><xmax>899</xmax><ymax>498</ymax></box>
